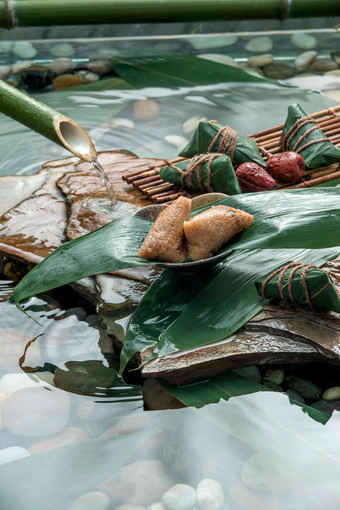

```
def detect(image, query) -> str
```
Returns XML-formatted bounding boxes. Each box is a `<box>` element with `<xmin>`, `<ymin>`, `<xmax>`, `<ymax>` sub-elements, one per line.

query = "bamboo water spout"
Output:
<box><xmin>0</xmin><ymin>79</ymin><xmax>96</xmax><ymax>162</ymax></box>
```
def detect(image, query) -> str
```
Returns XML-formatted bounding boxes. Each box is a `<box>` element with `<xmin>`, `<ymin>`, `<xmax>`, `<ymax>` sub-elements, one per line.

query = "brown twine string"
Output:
<box><xmin>208</xmin><ymin>123</ymin><xmax>238</xmax><ymax>160</ymax></box>
<box><xmin>282</xmin><ymin>115</ymin><xmax>331</xmax><ymax>153</ymax></box>
<box><xmin>261</xmin><ymin>262</ymin><xmax>340</xmax><ymax>310</ymax></box>
<box><xmin>327</xmin><ymin>107</ymin><xmax>339</xmax><ymax>117</ymax></box>
<box><xmin>165</xmin><ymin>153</ymin><xmax>225</xmax><ymax>192</ymax></box>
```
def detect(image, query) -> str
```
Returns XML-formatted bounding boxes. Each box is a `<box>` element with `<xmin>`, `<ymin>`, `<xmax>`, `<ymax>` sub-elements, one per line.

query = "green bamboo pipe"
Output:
<box><xmin>0</xmin><ymin>0</ymin><xmax>338</xmax><ymax>27</ymax></box>
<box><xmin>0</xmin><ymin>79</ymin><xmax>96</xmax><ymax>161</ymax></box>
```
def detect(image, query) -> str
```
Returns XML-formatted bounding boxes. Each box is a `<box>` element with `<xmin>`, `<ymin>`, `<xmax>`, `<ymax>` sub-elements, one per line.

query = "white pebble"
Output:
<box><xmin>69</xmin><ymin>491</ymin><xmax>110</xmax><ymax>510</ymax></box>
<box><xmin>183</xmin><ymin>116</ymin><xmax>208</xmax><ymax>134</ymax></box>
<box><xmin>147</xmin><ymin>504</ymin><xmax>166</xmax><ymax>510</ymax></box>
<box><xmin>245</xmin><ymin>37</ymin><xmax>273</xmax><ymax>53</ymax></box>
<box><xmin>164</xmin><ymin>135</ymin><xmax>188</xmax><ymax>150</ymax></box>
<box><xmin>51</xmin><ymin>43</ymin><xmax>75</xmax><ymax>57</ymax></box>
<box><xmin>323</xmin><ymin>387</ymin><xmax>340</xmax><ymax>401</ymax></box>
<box><xmin>247</xmin><ymin>54</ymin><xmax>273</xmax><ymax>68</ymax></box>
<box><xmin>0</xmin><ymin>41</ymin><xmax>13</xmax><ymax>53</ymax></box>
<box><xmin>116</xmin><ymin>506</ymin><xmax>146</xmax><ymax>510</ymax></box>
<box><xmin>13</xmin><ymin>41</ymin><xmax>36</xmax><ymax>59</ymax></box>
<box><xmin>291</xmin><ymin>33</ymin><xmax>317</xmax><ymax>50</ymax></box>
<box><xmin>196</xmin><ymin>479</ymin><xmax>224</xmax><ymax>510</ymax></box>
<box><xmin>81</xmin><ymin>71</ymin><xmax>100</xmax><ymax>83</ymax></box>
<box><xmin>2</xmin><ymin>386</ymin><xmax>70</xmax><ymax>437</ymax></box>
<box><xmin>162</xmin><ymin>484</ymin><xmax>196</xmax><ymax>510</ymax></box>
<box><xmin>198</xmin><ymin>53</ymin><xmax>239</xmax><ymax>67</ymax></box>
<box><xmin>186</xmin><ymin>35</ymin><xmax>238</xmax><ymax>50</ymax></box>
<box><xmin>109</xmin><ymin>117</ymin><xmax>135</xmax><ymax>129</ymax></box>
<box><xmin>49</xmin><ymin>58</ymin><xmax>74</xmax><ymax>74</ymax></box>
<box><xmin>11</xmin><ymin>61</ymin><xmax>33</xmax><ymax>74</ymax></box>
<box><xmin>0</xmin><ymin>446</ymin><xmax>30</xmax><ymax>466</ymax></box>
<box><xmin>294</xmin><ymin>51</ymin><xmax>318</xmax><ymax>70</ymax></box>
<box><xmin>0</xmin><ymin>65</ymin><xmax>11</xmax><ymax>80</ymax></box>
<box><xmin>0</xmin><ymin>373</ymin><xmax>42</xmax><ymax>393</ymax></box>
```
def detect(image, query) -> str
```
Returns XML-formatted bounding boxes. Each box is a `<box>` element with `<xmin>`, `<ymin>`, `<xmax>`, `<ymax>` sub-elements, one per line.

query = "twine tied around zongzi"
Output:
<box><xmin>281</xmin><ymin>116</ymin><xmax>330</xmax><ymax>154</ymax></box>
<box><xmin>208</xmin><ymin>122</ymin><xmax>238</xmax><ymax>160</ymax></box>
<box><xmin>165</xmin><ymin>153</ymin><xmax>225</xmax><ymax>192</ymax></box>
<box><xmin>261</xmin><ymin>262</ymin><xmax>340</xmax><ymax>310</ymax></box>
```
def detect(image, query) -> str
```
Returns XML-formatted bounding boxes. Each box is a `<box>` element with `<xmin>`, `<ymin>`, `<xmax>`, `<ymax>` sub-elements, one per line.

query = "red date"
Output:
<box><xmin>236</xmin><ymin>162</ymin><xmax>277</xmax><ymax>192</ymax></box>
<box><xmin>267</xmin><ymin>152</ymin><xmax>305</xmax><ymax>183</ymax></box>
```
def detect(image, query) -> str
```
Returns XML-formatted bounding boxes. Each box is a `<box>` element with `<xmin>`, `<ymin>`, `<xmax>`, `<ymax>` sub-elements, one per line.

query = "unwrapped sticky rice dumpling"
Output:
<box><xmin>138</xmin><ymin>196</ymin><xmax>191</xmax><ymax>262</ymax></box>
<box><xmin>184</xmin><ymin>205</ymin><xmax>253</xmax><ymax>260</ymax></box>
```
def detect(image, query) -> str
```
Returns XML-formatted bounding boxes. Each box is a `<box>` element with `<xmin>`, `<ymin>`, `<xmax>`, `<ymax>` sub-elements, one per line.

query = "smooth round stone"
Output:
<box><xmin>29</xmin><ymin>426</ymin><xmax>89</xmax><ymax>455</ymax></box>
<box><xmin>198</xmin><ymin>54</ymin><xmax>239</xmax><ymax>68</ymax></box>
<box><xmin>245</xmin><ymin>37</ymin><xmax>273</xmax><ymax>53</ymax></box>
<box><xmin>110</xmin><ymin>118</ymin><xmax>135</xmax><ymax>129</ymax></box>
<box><xmin>0</xmin><ymin>373</ymin><xmax>42</xmax><ymax>393</ymax></box>
<box><xmin>294</xmin><ymin>51</ymin><xmax>318</xmax><ymax>71</ymax></box>
<box><xmin>263</xmin><ymin>63</ymin><xmax>295</xmax><ymax>80</ymax></box>
<box><xmin>133</xmin><ymin>99</ymin><xmax>160</xmax><ymax>121</ymax></box>
<box><xmin>291</xmin><ymin>33</ymin><xmax>317</xmax><ymax>50</ymax></box>
<box><xmin>247</xmin><ymin>54</ymin><xmax>273</xmax><ymax>68</ymax></box>
<box><xmin>51</xmin><ymin>43</ymin><xmax>75</xmax><ymax>57</ymax></box>
<box><xmin>331</xmin><ymin>52</ymin><xmax>340</xmax><ymax>66</ymax></box>
<box><xmin>101</xmin><ymin>460</ymin><xmax>175</xmax><ymax>505</ymax></box>
<box><xmin>285</xmin><ymin>388</ymin><xmax>305</xmax><ymax>404</ymax></box>
<box><xmin>2</xmin><ymin>387</ymin><xmax>70</xmax><ymax>437</ymax></box>
<box><xmin>262</xmin><ymin>381</ymin><xmax>283</xmax><ymax>392</ymax></box>
<box><xmin>285</xmin><ymin>376</ymin><xmax>322</xmax><ymax>401</ymax></box>
<box><xmin>116</xmin><ymin>506</ymin><xmax>146</xmax><ymax>510</ymax></box>
<box><xmin>196</xmin><ymin>478</ymin><xmax>224</xmax><ymax>510</ymax></box>
<box><xmin>87</xmin><ymin>60</ymin><xmax>111</xmax><ymax>75</ymax></box>
<box><xmin>0</xmin><ymin>65</ymin><xmax>11</xmax><ymax>80</ymax></box>
<box><xmin>262</xmin><ymin>369</ymin><xmax>285</xmax><ymax>385</ymax></box>
<box><xmin>234</xmin><ymin>366</ymin><xmax>261</xmax><ymax>383</ymax></box>
<box><xmin>147</xmin><ymin>504</ymin><xmax>166</xmax><ymax>510</ymax></box>
<box><xmin>11</xmin><ymin>61</ymin><xmax>33</xmax><ymax>74</ymax></box>
<box><xmin>12</xmin><ymin>41</ymin><xmax>36</xmax><ymax>59</ymax></box>
<box><xmin>162</xmin><ymin>484</ymin><xmax>196</xmax><ymax>510</ymax></box>
<box><xmin>82</xmin><ymin>71</ymin><xmax>100</xmax><ymax>83</ymax></box>
<box><xmin>49</xmin><ymin>57</ymin><xmax>74</xmax><ymax>74</ymax></box>
<box><xmin>310</xmin><ymin>400</ymin><xmax>334</xmax><ymax>415</ymax></box>
<box><xmin>164</xmin><ymin>135</ymin><xmax>188</xmax><ymax>150</ymax></box>
<box><xmin>229</xmin><ymin>482</ymin><xmax>279</xmax><ymax>510</ymax></box>
<box><xmin>311</xmin><ymin>58</ymin><xmax>338</xmax><ymax>72</ymax></box>
<box><xmin>53</xmin><ymin>74</ymin><xmax>83</xmax><ymax>90</ymax></box>
<box><xmin>182</xmin><ymin>116</ymin><xmax>207</xmax><ymax>134</ymax></box>
<box><xmin>0</xmin><ymin>41</ymin><xmax>13</xmax><ymax>53</ymax></box>
<box><xmin>64</xmin><ymin>307</ymin><xmax>88</xmax><ymax>321</ymax></box>
<box><xmin>322</xmin><ymin>386</ymin><xmax>340</xmax><ymax>401</ymax></box>
<box><xmin>0</xmin><ymin>446</ymin><xmax>30</xmax><ymax>466</ymax></box>
<box><xmin>69</xmin><ymin>491</ymin><xmax>110</xmax><ymax>510</ymax></box>
<box><xmin>323</xmin><ymin>90</ymin><xmax>340</xmax><ymax>102</ymax></box>
<box><xmin>242</xmin><ymin>66</ymin><xmax>263</xmax><ymax>76</ymax></box>
<box><xmin>325</xmin><ymin>70</ymin><xmax>340</xmax><ymax>76</ymax></box>
<box><xmin>186</xmin><ymin>35</ymin><xmax>238</xmax><ymax>50</ymax></box>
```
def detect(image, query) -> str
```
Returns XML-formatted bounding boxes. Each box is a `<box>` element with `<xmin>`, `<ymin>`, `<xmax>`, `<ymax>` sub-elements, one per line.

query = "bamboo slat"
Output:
<box><xmin>122</xmin><ymin>105</ymin><xmax>340</xmax><ymax>202</ymax></box>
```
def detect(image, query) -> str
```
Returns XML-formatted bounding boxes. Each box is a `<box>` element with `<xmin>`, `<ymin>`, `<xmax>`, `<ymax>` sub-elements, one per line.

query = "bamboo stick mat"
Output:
<box><xmin>123</xmin><ymin>104</ymin><xmax>340</xmax><ymax>202</ymax></box>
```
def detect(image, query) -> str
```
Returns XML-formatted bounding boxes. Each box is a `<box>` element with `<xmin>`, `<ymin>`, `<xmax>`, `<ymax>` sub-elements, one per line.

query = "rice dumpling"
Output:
<box><xmin>280</xmin><ymin>104</ymin><xmax>340</xmax><ymax>169</ymax></box>
<box><xmin>138</xmin><ymin>196</ymin><xmax>191</xmax><ymax>262</ymax></box>
<box><xmin>184</xmin><ymin>205</ymin><xmax>253</xmax><ymax>261</ymax></box>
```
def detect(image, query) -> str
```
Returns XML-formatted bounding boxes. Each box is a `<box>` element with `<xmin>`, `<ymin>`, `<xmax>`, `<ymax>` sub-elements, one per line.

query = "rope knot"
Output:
<box><xmin>208</xmin><ymin>124</ymin><xmax>238</xmax><ymax>160</ymax></box>
<box><xmin>165</xmin><ymin>153</ymin><xmax>225</xmax><ymax>192</ymax></box>
<box><xmin>281</xmin><ymin>115</ymin><xmax>331</xmax><ymax>154</ymax></box>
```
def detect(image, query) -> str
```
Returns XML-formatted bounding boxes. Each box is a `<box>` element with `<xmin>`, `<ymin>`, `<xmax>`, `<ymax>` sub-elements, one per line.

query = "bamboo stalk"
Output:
<box><xmin>1</xmin><ymin>0</ymin><xmax>335</xmax><ymax>28</ymax></box>
<box><xmin>0</xmin><ymin>79</ymin><xmax>96</xmax><ymax>161</ymax></box>
<box><xmin>286</xmin><ymin>170</ymin><xmax>340</xmax><ymax>189</ymax></box>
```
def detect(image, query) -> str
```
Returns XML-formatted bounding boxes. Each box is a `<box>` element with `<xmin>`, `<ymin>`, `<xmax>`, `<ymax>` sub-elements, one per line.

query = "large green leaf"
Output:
<box><xmin>12</xmin><ymin>188</ymin><xmax>340</xmax><ymax>309</ymax></box>
<box><xmin>120</xmin><ymin>247</ymin><xmax>339</xmax><ymax>370</ymax></box>
<box><xmin>160</xmin><ymin>372</ymin><xmax>330</xmax><ymax>424</ymax></box>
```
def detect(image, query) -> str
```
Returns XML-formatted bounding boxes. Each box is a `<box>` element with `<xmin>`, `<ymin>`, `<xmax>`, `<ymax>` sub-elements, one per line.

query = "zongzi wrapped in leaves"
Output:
<box><xmin>160</xmin><ymin>154</ymin><xmax>241</xmax><ymax>195</ymax></box>
<box><xmin>138</xmin><ymin>196</ymin><xmax>191</xmax><ymax>262</ymax></box>
<box><xmin>184</xmin><ymin>205</ymin><xmax>253</xmax><ymax>260</ymax></box>
<box><xmin>257</xmin><ymin>262</ymin><xmax>340</xmax><ymax>313</ymax></box>
<box><xmin>280</xmin><ymin>104</ymin><xmax>340</xmax><ymax>169</ymax></box>
<box><xmin>179</xmin><ymin>120</ymin><xmax>266</xmax><ymax>168</ymax></box>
